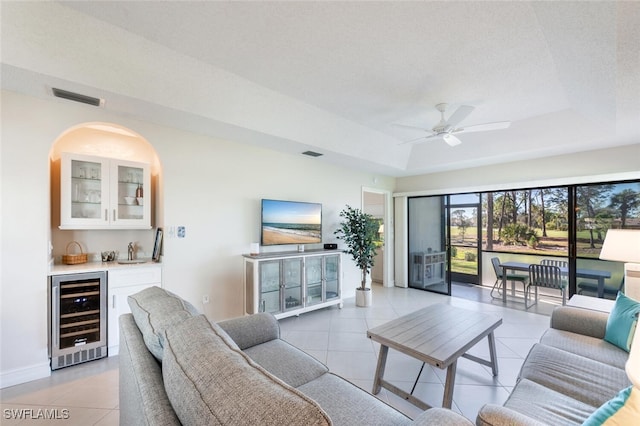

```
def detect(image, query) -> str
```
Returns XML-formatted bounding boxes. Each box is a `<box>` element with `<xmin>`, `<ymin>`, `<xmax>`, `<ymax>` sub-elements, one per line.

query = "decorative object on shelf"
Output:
<box><xmin>62</xmin><ymin>241</ymin><xmax>88</xmax><ymax>264</ymax></box>
<box><xmin>136</xmin><ymin>183</ymin><xmax>143</xmax><ymax>198</ymax></box>
<box><xmin>250</xmin><ymin>242</ymin><xmax>260</xmax><ymax>255</ymax></box>
<box><xmin>334</xmin><ymin>205</ymin><xmax>378</xmax><ymax>307</ymax></box>
<box><xmin>101</xmin><ymin>251</ymin><xmax>117</xmax><ymax>262</ymax></box>
<box><xmin>152</xmin><ymin>228</ymin><xmax>163</xmax><ymax>262</ymax></box>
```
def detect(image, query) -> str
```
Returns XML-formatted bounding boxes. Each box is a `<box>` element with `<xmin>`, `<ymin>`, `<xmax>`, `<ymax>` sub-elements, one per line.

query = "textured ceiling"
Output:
<box><xmin>2</xmin><ymin>1</ymin><xmax>639</xmax><ymax>176</ymax></box>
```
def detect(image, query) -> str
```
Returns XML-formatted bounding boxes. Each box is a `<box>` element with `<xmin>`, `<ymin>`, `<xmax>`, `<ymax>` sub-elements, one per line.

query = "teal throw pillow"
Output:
<box><xmin>604</xmin><ymin>292</ymin><xmax>640</xmax><ymax>352</ymax></box>
<box><xmin>582</xmin><ymin>386</ymin><xmax>640</xmax><ymax>425</ymax></box>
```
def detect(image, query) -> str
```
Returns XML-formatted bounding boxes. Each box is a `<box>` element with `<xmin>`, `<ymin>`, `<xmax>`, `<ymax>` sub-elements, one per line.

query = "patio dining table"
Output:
<box><xmin>499</xmin><ymin>261</ymin><xmax>612</xmax><ymax>302</ymax></box>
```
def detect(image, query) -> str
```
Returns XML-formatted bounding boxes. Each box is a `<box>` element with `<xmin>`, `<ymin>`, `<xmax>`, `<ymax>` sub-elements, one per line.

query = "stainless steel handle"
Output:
<box><xmin>53</xmin><ymin>285</ymin><xmax>60</xmax><ymax>349</ymax></box>
<box><xmin>105</xmin><ymin>209</ymin><xmax>108</xmax><ymax>221</ymax></box>
<box><xmin>112</xmin><ymin>295</ymin><xmax>116</xmax><ymax>309</ymax></box>
<box><xmin>261</xmin><ymin>299</ymin><xmax>265</xmax><ymax>313</ymax></box>
<box><xmin>113</xmin><ymin>209</ymin><xmax>116</xmax><ymax>222</ymax></box>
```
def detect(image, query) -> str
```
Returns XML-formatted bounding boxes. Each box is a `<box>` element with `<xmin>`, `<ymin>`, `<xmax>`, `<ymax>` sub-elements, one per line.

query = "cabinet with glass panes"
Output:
<box><xmin>243</xmin><ymin>250</ymin><xmax>342</xmax><ymax>319</ymax></box>
<box><xmin>59</xmin><ymin>152</ymin><xmax>150</xmax><ymax>229</ymax></box>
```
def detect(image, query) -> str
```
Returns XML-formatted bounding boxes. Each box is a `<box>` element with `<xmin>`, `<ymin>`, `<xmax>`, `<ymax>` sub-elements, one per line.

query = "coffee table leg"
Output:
<box><xmin>372</xmin><ymin>345</ymin><xmax>389</xmax><ymax>395</ymax></box>
<box><xmin>488</xmin><ymin>331</ymin><xmax>499</xmax><ymax>376</ymax></box>
<box><xmin>442</xmin><ymin>361</ymin><xmax>457</xmax><ymax>409</ymax></box>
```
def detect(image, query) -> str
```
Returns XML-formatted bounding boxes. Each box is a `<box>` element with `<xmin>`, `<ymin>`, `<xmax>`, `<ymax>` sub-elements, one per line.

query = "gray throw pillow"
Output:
<box><xmin>127</xmin><ymin>286</ymin><xmax>196</xmax><ymax>360</ymax></box>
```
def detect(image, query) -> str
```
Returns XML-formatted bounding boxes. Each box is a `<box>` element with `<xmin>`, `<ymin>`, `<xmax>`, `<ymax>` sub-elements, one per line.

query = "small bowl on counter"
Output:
<box><xmin>124</xmin><ymin>196</ymin><xmax>136</xmax><ymax>205</ymax></box>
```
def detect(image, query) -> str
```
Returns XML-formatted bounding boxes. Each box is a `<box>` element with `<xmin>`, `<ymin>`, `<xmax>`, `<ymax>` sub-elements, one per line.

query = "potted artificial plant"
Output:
<box><xmin>334</xmin><ymin>205</ymin><xmax>378</xmax><ymax>307</ymax></box>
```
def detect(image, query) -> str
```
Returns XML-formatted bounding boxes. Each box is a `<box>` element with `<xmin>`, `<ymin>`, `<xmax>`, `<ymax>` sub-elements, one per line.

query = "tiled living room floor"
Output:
<box><xmin>0</xmin><ymin>283</ymin><xmax>555</xmax><ymax>424</ymax></box>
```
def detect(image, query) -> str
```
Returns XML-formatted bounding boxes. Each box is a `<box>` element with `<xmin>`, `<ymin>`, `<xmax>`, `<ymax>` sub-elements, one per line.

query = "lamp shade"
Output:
<box><xmin>599</xmin><ymin>229</ymin><xmax>640</xmax><ymax>263</ymax></box>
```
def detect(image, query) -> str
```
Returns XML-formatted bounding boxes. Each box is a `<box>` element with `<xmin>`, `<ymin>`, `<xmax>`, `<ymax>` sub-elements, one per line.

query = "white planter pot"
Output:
<box><xmin>355</xmin><ymin>288</ymin><xmax>372</xmax><ymax>307</ymax></box>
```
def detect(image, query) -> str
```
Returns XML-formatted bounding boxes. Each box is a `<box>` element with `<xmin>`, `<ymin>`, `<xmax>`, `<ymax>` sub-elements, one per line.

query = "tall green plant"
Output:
<box><xmin>334</xmin><ymin>205</ymin><xmax>378</xmax><ymax>290</ymax></box>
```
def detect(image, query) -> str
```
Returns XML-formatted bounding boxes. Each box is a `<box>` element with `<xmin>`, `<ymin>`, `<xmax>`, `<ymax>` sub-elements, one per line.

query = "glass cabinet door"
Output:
<box><xmin>110</xmin><ymin>159</ymin><xmax>151</xmax><ymax>228</ymax></box>
<box><xmin>61</xmin><ymin>153</ymin><xmax>109</xmax><ymax>228</ymax></box>
<box><xmin>115</xmin><ymin>163</ymin><xmax>145</xmax><ymax>221</ymax></box>
<box><xmin>282</xmin><ymin>258</ymin><xmax>303</xmax><ymax>311</ymax></box>
<box><xmin>70</xmin><ymin>159</ymin><xmax>106</xmax><ymax>220</ymax></box>
<box><xmin>259</xmin><ymin>260</ymin><xmax>281</xmax><ymax>313</ymax></box>
<box><xmin>324</xmin><ymin>254</ymin><xmax>340</xmax><ymax>300</ymax></box>
<box><xmin>305</xmin><ymin>257</ymin><xmax>323</xmax><ymax>305</ymax></box>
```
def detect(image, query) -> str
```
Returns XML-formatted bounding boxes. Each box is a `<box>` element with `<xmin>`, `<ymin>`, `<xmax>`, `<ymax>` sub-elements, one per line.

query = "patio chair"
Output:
<box><xmin>490</xmin><ymin>257</ymin><xmax>528</xmax><ymax>299</ymax></box>
<box><xmin>540</xmin><ymin>259</ymin><xmax>568</xmax><ymax>268</ymax></box>
<box><xmin>526</xmin><ymin>264</ymin><xmax>566</xmax><ymax>309</ymax></box>
<box><xmin>578</xmin><ymin>277</ymin><xmax>624</xmax><ymax>300</ymax></box>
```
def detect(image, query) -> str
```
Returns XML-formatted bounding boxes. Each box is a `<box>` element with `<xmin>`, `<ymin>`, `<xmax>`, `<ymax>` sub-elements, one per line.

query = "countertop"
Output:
<box><xmin>49</xmin><ymin>259</ymin><xmax>160</xmax><ymax>275</ymax></box>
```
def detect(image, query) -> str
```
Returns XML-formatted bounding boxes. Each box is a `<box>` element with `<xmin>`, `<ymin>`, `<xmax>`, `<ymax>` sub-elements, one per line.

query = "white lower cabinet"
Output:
<box><xmin>244</xmin><ymin>250</ymin><xmax>342</xmax><ymax>319</ymax></box>
<box><xmin>107</xmin><ymin>264</ymin><xmax>162</xmax><ymax>355</ymax></box>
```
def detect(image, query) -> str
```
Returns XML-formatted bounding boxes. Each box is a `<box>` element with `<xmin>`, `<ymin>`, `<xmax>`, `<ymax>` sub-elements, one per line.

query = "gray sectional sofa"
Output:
<box><xmin>477</xmin><ymin>305</ymin><xmax>631</xmax><ymax>425</ymax></box>
<box><xmin>119</xmin><ymin>286</ymin><xmax>472</xmax><ymax>425</ymax></box>
<box><xmin>120</xmin><ymin>286</ymin><xmax>632</xmax><ymax>425</ymax></box>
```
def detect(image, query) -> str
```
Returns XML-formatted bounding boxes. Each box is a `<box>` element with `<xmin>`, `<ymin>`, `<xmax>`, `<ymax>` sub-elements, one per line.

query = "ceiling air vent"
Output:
<box><xmin>302</xmin><ymin>151</ymin><xmax>323</xmax><ymax>158</ymax></box>
<box><xmin>51</xmin><ymin>88</ymin><xmax>103</xmax><ymax>107</ymax></box>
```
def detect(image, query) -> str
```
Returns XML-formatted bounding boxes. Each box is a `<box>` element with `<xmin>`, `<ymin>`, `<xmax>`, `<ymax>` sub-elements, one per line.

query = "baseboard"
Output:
<box><xmin>0</xmin><ymin>362</ymin><xmax>51</xmax><ymax>389</ymax></box>
<box><xmin>108</xmin><ymin>345</ymin><xmax>119</xmax><ymax>357</ymax></box>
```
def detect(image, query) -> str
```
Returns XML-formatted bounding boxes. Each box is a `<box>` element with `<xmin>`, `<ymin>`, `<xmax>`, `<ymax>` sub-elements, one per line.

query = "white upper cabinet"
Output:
<box><xmin>60</xmin><ymin>153</ymin><xmax>151</xmax><ymax>230</ymax></box>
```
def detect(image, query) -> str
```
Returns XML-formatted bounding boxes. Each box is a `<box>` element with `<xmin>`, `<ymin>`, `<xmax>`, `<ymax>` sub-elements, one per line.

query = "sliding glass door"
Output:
<box><xmin>406</xmin><ymin>179</ymin><xmax>639</xmax><ymax>303</ymax></box>
<box><xmin>448</xmin><ymin>194</ymin><xmax>481</xmax><ymax>284</ymax></box>
<box><xmin>408</xmin><ymin>196</ymin><xmax>449</xmax><ymax>295</ymax></box>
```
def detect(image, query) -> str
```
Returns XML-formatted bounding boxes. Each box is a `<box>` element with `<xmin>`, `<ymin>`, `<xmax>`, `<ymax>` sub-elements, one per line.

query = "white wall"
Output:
<box><xmin>0</xmin><ymin>90</ymin><xmax>395</xmax><ymax>387</ymax></box>
<box><xmin>395</xmin><ymin>144</ymin><xmax>640</xmax><ymax>195</ymax></box>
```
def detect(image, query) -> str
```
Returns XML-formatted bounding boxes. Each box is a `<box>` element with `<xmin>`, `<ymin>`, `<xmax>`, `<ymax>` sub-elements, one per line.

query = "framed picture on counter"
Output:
<box><xmin>152</xmin><ymin>228</ymin><xmax>163</xmax><ymax>262</ymax></box>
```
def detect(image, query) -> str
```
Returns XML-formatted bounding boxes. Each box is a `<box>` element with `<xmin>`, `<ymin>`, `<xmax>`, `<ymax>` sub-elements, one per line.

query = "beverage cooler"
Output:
<box><xmin>49</xmin><ymin>271</ymin><xmax>107</xmax><ymax>370</ymax></box>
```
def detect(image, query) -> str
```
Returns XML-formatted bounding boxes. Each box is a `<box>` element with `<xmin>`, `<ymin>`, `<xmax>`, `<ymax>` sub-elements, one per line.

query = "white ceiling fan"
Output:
<box><xmin>397</xmin><ymin>103</ymin><xmax>511</xmax><ymax>147</ymax></box>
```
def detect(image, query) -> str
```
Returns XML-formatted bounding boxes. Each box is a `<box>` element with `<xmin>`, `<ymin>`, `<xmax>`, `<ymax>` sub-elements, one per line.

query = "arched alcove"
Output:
<box><xmin>49</xmin><ymin>122</ymin><xmax>162</xmax><ymax>262</ymax></box>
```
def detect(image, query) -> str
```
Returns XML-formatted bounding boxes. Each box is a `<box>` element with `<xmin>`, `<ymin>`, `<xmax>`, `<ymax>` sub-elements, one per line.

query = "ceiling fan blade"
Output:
<box><xmin>454</xmin><ymin>121</ymin><xmax>511</xmax><ymax>134</ymax></box>
<box><xmin>398</xmin><ymin>133</ymin><xmax>440</xmax><ymax>145</ymax></box>
<box><xmin>443</xmin><ymin>134</ymin><xmax>462</xmax><ymax>147</ymax></box>
<box><xmin>446</xmin><ymin>105</ymin><xmax>475</xmax><ymax>127</ymax></box>
<box><xmin>391</xmin><ymin>122</ymin><xmax>430</xmax><ymax>132</ymax></box>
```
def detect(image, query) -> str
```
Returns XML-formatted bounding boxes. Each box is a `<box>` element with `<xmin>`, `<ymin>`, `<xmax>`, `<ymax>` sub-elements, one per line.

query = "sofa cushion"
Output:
<box><xmin>605</xmin><ymin>292</ymin><xmax>640</xmax><ymax>352</ymax></box>
<box><xmin>244</xmin><ymin>339</ymin><xmax>328</xmax><ymax>388</ymax></box>
<box><xmin>217</xmin><ymin>312</ymin><xmax>280</xmax><ymax>349</ymax></box>
<box><xmin>520</xmin><ymin>344</ymin><xmax>630</xmax><ymax>408</ymax></box>
<box><xmin>501</xmin><ymin>378</ymin><xmax>598</xmax><ymax>425</ymax></box>
<box><xmin>540</xmin><ymin>328</ymin><xmax>628</xmax><ymax>369</ymax></box>
<box><xmin>127</xmin><ymin>286</ymin><xmax>197</xmax><ymax>360</ymax></box>
<box><xmin>162</xmin><ymin>314</ymin><xmax>331</xmax><ymax>426</ymax></box>
<box><xmin>582</xmin><ymin>386</ymin><xmax>640</xmax><ymax>426</ymax></box>
<box><xmin>297</xmin><ymin>373</ymin><xmax>412</xmax><ymax>425</ymax></box>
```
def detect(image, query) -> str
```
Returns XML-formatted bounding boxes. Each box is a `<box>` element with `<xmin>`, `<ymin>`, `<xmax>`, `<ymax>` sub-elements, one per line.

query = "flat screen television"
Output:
<box><xmin>261</xmin><ymin>199</ymin><xmax>322</xmax><ymax>246</ymax></box>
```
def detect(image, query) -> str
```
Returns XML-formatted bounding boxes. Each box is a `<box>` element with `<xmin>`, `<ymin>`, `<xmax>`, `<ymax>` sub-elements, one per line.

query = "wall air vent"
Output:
<box><xmin>302</xmin><ymin>151</ymin><xmax>323</xmax><ymax>157</ymax></box>
<box><xmin>51</xmin><ymin>88</ymin><xmax>103</xmax><ymax>107</ymax></box>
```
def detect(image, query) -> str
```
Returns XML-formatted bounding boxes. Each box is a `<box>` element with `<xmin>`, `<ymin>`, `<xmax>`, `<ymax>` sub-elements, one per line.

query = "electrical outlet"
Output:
<box><xmin>202</xmin><ymin>295</ymin><xmax>210</xmax><ymax>304</ymax></box>
<box><xmin>177</xmin><ymin>226</ymin><xmax>186</xmax><ymax>238</ymax></box>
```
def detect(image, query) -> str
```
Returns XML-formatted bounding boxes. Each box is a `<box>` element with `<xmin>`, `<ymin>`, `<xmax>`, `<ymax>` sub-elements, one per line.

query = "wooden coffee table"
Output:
<box><xmin>367</xmin><ymin>303</ymin><xmax>502</xmax><ymax>409</ymax></box>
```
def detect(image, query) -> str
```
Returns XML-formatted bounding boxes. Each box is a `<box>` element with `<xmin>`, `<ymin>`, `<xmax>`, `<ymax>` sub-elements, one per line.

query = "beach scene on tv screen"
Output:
<box><xmin>262</xmin><ymin>200</ymin><xmax>322</xmax><ymax>245</ymax></box>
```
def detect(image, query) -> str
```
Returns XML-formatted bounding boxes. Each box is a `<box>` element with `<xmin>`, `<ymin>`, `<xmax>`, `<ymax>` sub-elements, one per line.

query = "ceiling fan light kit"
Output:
<box><xmin>443</xmin><ymin>133</ymin><xmax>462</xmax><ymax>147</ymax></box>
<box><xmin>398</xmin><ymin>103</ymin><xmax>512</xmax><ymax>147</ymax></box>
